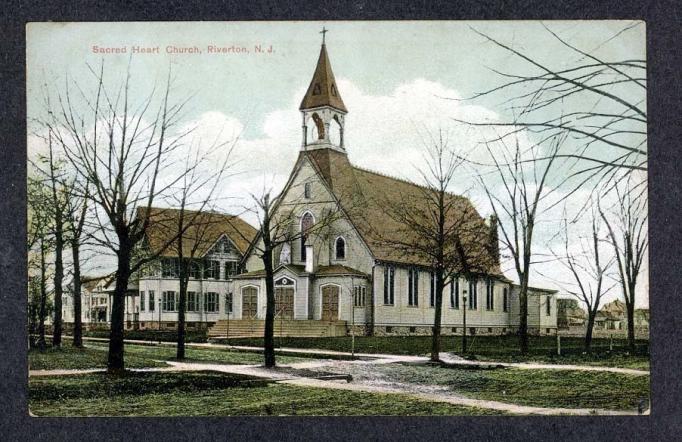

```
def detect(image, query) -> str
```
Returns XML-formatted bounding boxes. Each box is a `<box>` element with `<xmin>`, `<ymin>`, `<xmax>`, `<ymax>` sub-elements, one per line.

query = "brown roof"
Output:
<box><xmin>81</xmin><ymin>274</ymin><xmax>113</xmax><ymax>292</ymax></box>
<box><xmin>299</xmin><ymin>44</ymin><xmax>347</xmax><ymax>113</ymax></box>
<box><xmin>299</xmin><ymin>149</ymin><xmax>502</xmax><ymax>275</ymax></box>
<box><xmin>138</xmin><ymin>207</ymin><xmax>258</xmax><ymax>258</ymax></box>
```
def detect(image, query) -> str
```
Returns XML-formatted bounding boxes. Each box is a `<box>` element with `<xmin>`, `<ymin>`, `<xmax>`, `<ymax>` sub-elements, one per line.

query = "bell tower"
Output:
<box><xmin>299</xmin><ymin>28</ymin><xmax>347</xmax><ymax>152</ymax></box>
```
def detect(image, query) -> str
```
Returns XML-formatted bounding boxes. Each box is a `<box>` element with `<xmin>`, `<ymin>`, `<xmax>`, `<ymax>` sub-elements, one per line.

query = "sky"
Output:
<box><xmin>26</xmin><ymin>21</ymin><xmax>648</xmax><ymax>307</ymax></box>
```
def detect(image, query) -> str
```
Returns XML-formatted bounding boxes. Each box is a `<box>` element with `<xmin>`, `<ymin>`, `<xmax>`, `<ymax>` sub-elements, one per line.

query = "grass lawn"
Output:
<box><xmin>227</xmin><ymin>335</ymin><xmax>650</xmax><ymax>369</ymax></box>
<box><xmin>29</xmin><ymin>371</ymin><xmax>506</xmax><ymax>416</ymax></box>
<box><xmin>29</xmin><ymin>343</ymin><xmax>309</xmax><ymax>371</ymax></box>
<box><xmin>372</xmin><ymin>364</ymin><xmax>649</xmax><ymax>411</ymax></box>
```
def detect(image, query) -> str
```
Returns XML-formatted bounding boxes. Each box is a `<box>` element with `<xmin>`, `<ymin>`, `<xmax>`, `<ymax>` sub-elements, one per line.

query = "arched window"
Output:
<box><xmin>300</xmin><ymin>212</ymin><xmax>314</xmax><ymax>261</ymax></box>
<box><xmin>335</xmin><ymin>237</ymin><xmax>346</xmax><ymax>260</ymax></box>
<box><xmin>311</xmin><ymin>113</ymin><xmax>325</xmax><ymax>140</ymax></box>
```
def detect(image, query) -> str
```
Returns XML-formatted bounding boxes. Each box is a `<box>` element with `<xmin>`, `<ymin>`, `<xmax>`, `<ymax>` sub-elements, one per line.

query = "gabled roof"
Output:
<box><xmin>137</xmin><ymin>207</ymin><xmax>258</xmax><ymax>259</ymax></box>
<box><xmin>299</xmin><ymin>148</ymin><xmax>503</xmax><ymax>275</ymax></box>
<box><xmin>81</xmin><ymin>274</ymin><xmax>114</xmax><ymax>292</ymax></box>
<box><xmin>299</xmin><ymin>44</ymin><xmax>347</xmax><ymax>113</ymax></box>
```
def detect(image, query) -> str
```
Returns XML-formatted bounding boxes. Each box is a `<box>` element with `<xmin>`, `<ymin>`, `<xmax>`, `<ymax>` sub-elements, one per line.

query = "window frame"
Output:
<box><xmin>334</xmin><ymin>236</ymin><xmax>346</xmax><ymax>261</ymax></box>
<box><xmin>149</xmin><ymin>290</ymin><xmax>155</xmax><ymax>312</ymax></box>
<box><xmin>468</xmin><ymin>279</ymin><xmax>478</xmax><ymax>310</ymax></box>
<box><xmin>162</xmin><ymin>291</ymin><xmax>177</xmax><ymax>312</ymax></box>
<box><xmin>225</xmin><ymin>292</ymin><xmax>233</xmax><ymax>314</ymax></box>
<box><xmin>204</xmin><ymin>291</ymin><xmax>220</xmax><ymax>313</ymax></box>
<box><xmin>450</xmin><ymin>276</ymin><xmax>460</xmax><ymax>309</ymax></box>
<box><xmin>140</xmin><ymin>291</ymin><xmax>145</xmax><ymax>312</ymax></box>
<box><xmin>429</xmin><ymin>271</ymin><xmax>436</xmax><ymax>308</ymax></box>
<box><xmin>546</xmin><ymin>296</ymin><xmax>551</xmax><ymax>316</ymax></box>
<box><xmin>353</xmin><ymin>285</ymin><xmax>366</xmax><ymax>307</ymax></box>
<box><xmin>383</xmin><ymin>265</ymin><xmax>395</xmax><ymax>305</ymax></box>
<box><xmin>187</xmin><ymin>291</ymin><xmax>199</xmax><ymax>312</ymax></box>
<box><xmin>503</xmin><ymin>287</ymin><xmax>509</xmax><ymax>312</ymax></box>
<box><xmin>304</xmin><ymin>182</ymin><xmax>312</xmax><ymax>199</ymax></box>
<box><xmin>486</xmin><ymin>279</ymin><xmax>494</xmax><ymax>311</ymax></box>
<box><xmin>408</xmin><ymin>268</ymin><xmax>419</xmax><ymax>307</ymax></box>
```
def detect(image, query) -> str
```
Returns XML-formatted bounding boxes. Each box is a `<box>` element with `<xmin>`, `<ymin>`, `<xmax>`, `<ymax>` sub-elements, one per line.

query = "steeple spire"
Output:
<box><xmin>299</xmin><ymin>37</ymin><xmax>347</xmax><ymax>113</ymax></box>
<box><xmin>299</xmin><ymin>32</ymin><xmax>348</xmax><ymax>152</ymax></box>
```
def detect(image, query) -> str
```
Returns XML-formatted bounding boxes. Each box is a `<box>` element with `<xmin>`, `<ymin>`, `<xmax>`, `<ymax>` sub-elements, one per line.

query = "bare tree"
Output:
<box><xmin>476</xmin><ymin>132</ymin><xmax>564</xmax><ymax>354</ymax></box>
<box><xmin>599</xmin><ymin>174</ymin><xmax>647</xmax><ymax>351</ymax></box>
<box><xmin>455</xmin><ymin>23</ymin><xmax>646</xmax><ymax>187</ymax></box>
<box><xmin>372</xmin><ymin>130</ymin><xmax>496</xmax><ymax>361</ymax></box>
<box><xmin>28</xmin><ymin>176</ymin><xmax>53</xmax><ymax>349</ymax></box>
<box><xmin>63</xmin><ymin>175</ymin><xmax>89</xmax><ymax>347</ymax></box>
<box><xmin>230</xmin><ymin>184</ymin><xmax>345</xmax><ymax>368</ymax></box>
<box><xmin>552</xmin><ymin>205</ymin><xmax>615</xmax><ymax>352</ymax></box>
<box><xmin>29</xmin><ymin>134</ymin><xmax>69</xmax><ymax>348</ymax></box>
<box><xmin>36</xmin><ymin>62</ymin><xmax>203</xmax><ymax>372</ymax></box>
<box><xmin>160</xmin><ymin>141</ymin><xmax>233</xmax><ymax>360</ymax></box>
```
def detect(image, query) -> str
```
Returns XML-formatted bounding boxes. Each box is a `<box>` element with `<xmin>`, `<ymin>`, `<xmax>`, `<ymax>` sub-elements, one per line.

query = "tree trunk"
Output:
<box><xmin>626</xmin><ymin>291</ymin><xmax>636</xmax><ymax>351</ymax></box>
<box><xmin>177</xmin><ymin>263</ymin><xmax>188</xmax><ymax>360</ymax></box>
<box><xmin>72</xmin><ymin>240</ymin><xmax>83</xmax><ymax>347</ymax></box>
<box><xmin>263</xmin><ymin>248</ymin><xmax>276</xmax><ymax>368</ymax></box>
<box><xmin>108</xmin><ymin>246</ymin><xmax>131</xmax><ymax>373</ymax></box>
<box><xmin>518</xmin><ymin>275</ymin><xmax>529</xmax><ymax>354</ymax></box>
<box><xmin>584</xmin><ymin>312</ymin><xmax>595</xmax><ymax>353</ymax></box>
<box><xmin>430</xmin><ymin>270</ymin><xmax>444</xmax><ymax>362</ymax></box>
<box><xmin>52</xmin><ymin>222</ymin><xmax>64</xmax><ymax>348</ymax></box>
<box><xmin>37</xmin><ymin>239</ymin><xmax>47</xmax><ymax>349</ymax></box>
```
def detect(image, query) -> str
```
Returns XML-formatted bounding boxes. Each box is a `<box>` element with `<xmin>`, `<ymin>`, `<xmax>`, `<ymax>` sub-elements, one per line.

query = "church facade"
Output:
<box><xmin>228</xmin><ymin>41</ymin><xmax>558</xmax><ymax>336</ymax></box>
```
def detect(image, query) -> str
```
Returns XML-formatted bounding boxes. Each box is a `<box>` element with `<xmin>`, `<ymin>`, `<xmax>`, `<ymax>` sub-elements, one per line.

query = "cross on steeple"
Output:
<box><xmin>320</xmin><ymin>27</ymin><xmax>328</xmax><ymax>44</ymax></box>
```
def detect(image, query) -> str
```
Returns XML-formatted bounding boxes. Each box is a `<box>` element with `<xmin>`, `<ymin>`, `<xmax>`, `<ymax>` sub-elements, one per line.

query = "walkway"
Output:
<box><xmin>73</xmin><ymin>336</ymin><xmax>651</xmax><ymax>376</ymax></box>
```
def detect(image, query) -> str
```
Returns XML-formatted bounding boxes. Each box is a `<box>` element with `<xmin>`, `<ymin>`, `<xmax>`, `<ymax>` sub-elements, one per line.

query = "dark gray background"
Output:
<box><xmin>1</xmin><ymin>1</ymin><xmax>679</xmax><ymax>440</ymax></box>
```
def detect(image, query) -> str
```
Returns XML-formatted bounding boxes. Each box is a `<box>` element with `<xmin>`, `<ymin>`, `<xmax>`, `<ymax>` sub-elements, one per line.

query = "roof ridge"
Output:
<box><xmin>350</xmin><ymin>164</ymin><xmax>468</xmax><ymax>200</ymax></box>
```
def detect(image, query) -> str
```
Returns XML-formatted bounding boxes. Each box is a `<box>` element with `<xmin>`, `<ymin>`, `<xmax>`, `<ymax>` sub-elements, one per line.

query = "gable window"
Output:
<box><xmin>149</xmin><ymin>291</ymin><xmax>155</xmax><ymax>312</ymax></box>
<box><xmin>203</xmin><ymin>260</ymin><xmax>220</xmax><ymax>280</ymax></box>
<box><xmin>468</xmin><ymin>279</ymin><xmax>478</xmax><ymax>310</ymax></box>
<box><xmin>187</xmin><ymin>291</ymin><xmax>199</xmax><ymax>312</ymax></box>
<box><xmin>189</xmin><ymin>260</ymin><xmax>202</xmax><ymax>279</ymax></box>
<box><xmin>503</xmin><ymin>287</ymin><xmax>509</xmax><ymax>312</ymax></box>
<box><xmin>304</xmin><ymin>182</ymin><xmax>312</xmax><ymax>199</ymax></box>
<box><xmin>383</xmin><ymin>265</ymin><xmax>395</xmax><ymax>305</ymax></box>
<box><xmin>486</xmin><ymin>279</ymin><xmax>494</xmax><ymax>311</ymax></box>
<box><xmin>450</xmin><ymin>277</ymin><xmax>459</xmax><ymax>309</ymax></box>
<box><xmin>226</xmin><ymin>292</ymin><xmax>233</xmax><ymax>314</ymax></box>
<box><xmin>353</xmin><ymin>286</ymin><xmax>366</xmax><ymax>307</ymax></box>
<box><xmin>162</xmin><ymin>291</ymin><xmax>177</xmax><ymax>312</ymax></box>
<box><xmin>335</xmin><ymin>237</ymin><xmax>346</xmax><ymax>260</ymax></box>
<box><xmin>140</xmin><ymin>291</ymin><xmax>145</xmax><ymax>312</ymax></box>
<box><xmin>546</xmin><ymin>296</ymin><xmax>551</xmax><ymax>316</ymax></box>
<box><xmin>222</xmin><ymin>238</ymin><xmax>236</xmax><ymax>255</ymax></box>
<box><xmin>225</xmin><ymin>261</ymin><xmax>239</xmax><ymax>278</ymax></box>
<box><xmin>161</xmin><ymin>258</ymin><xmax>179</xmax><ymax>278</ymax></box>
<box><xmin>408</xmin><ymin>268</ymin><xmax>419</xmax><ymax>307</ymax></box>
<box><xmin>204</xmin><ymin>292</ymin><xmax>219</xmax><ymax>313</ymax></box>
<box><xmin>429</xmin><ymin>272</ymin><xmax>436</xmax><ymax>308</ymax></box>
<box><xmin>300</xmin><ymin>212</ymin><xmax>314</xmax><ymax>262</ymax></box>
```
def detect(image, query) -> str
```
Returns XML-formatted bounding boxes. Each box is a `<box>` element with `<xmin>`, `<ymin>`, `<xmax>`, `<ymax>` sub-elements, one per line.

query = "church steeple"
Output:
<box><xmin>300</xmin><ymin>30</ymin><xmax>347</xmax><ymax>152</ymax></box>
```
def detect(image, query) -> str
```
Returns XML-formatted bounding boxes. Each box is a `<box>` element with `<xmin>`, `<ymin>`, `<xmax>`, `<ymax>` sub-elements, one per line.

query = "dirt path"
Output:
<box><xmin>71</xmin><ymin>336</ymin><xmax>650</xmax><ymax>376</ymax></box>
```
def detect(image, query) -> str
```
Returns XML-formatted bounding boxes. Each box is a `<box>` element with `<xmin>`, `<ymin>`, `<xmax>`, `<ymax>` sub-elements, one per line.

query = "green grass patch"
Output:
<box><xmin>84</xmin><ymin>329</ymin><xmax>208</xmax><ymax>343</ymax></box>
<box><xmin>228</xmin><ymin>335</ymin><xmax>649</xmax><ymax>369</ymax></box>
<box><xmin>28</xmin><ymin>346</ymin><xmax>167</xmax><ymax>370</ymax></box>
<box><xmin>29</xmin><ymin>372</ymin><xmax>506</xmax><ymax>416</ymax></box>
<box><xmin>29</xmin><ymin>343</ymin><xmax>310</xmax><ymax>371</ymax></box>
<box><xmin>372</xmin><ymin>364</ymin><xmax>649</xmax><ymax>411</ymax></box>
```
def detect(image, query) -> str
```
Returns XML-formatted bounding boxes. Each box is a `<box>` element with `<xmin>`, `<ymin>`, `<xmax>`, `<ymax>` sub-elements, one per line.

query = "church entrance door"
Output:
<box><xmin>242</xmin><ymin>287</ymin><xmax>258</xmax><ymax>319</ymax></box>
<box><xmin>321</xmin><ymin>285</ymin><xmax>339</xmax><ymax>321</ymax></box>
<box><xmin>275</xmin><ymin>287</ymin><xmax>294</xmax><ymax>319</ymax></box>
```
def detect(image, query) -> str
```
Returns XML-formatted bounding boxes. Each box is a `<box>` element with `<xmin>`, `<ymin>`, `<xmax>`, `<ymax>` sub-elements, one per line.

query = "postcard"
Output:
<box><xmin>26</xmin><ymin>21</ymin><xmax>648</xmax><ymax>416</ymax></box>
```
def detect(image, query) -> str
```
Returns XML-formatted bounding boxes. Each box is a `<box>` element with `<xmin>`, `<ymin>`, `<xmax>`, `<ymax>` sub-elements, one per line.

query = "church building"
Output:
<box><xmin>220</xmin><ymin>39</ymin><xmax>558</xmax><ymax>337</ymax></box>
